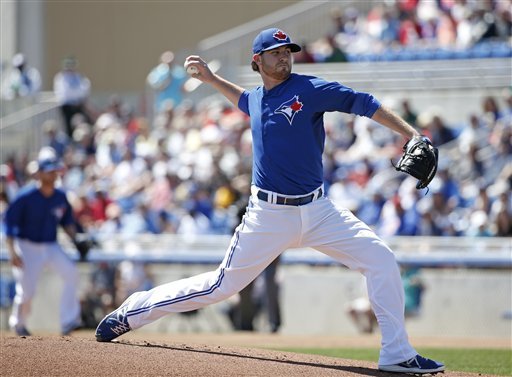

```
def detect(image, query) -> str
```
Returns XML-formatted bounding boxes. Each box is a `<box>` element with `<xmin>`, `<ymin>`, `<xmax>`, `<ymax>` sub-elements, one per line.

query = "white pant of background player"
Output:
<box><xmin>124</xmin><ymin>187</ymin><xmax>417</xmax><ymax>365</ymax></box>
<box><xmin>9</xmin><ymin>239</ymin><xmax>81</xmax><ymax>333</ymax></box>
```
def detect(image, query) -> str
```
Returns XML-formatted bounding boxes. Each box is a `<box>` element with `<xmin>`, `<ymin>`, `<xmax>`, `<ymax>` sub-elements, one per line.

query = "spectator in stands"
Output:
<box><xmin>43</xmin><ymin>120</ymin><xmax>69</xmax><ymax>159</ymax></box>
<box><xmin>437</xmin><ymin>10</ymin><xmax>458</xmax><ymax>47</ymax></box>
<box><xmin>494</xmin><ymin>4</ymin><xmax>512</xmax><ymax>39</ymax></box>
<box><xmin>459</xmin><ymin>143</ymin><xmax>485</xmax><ymax>181</ymax></box>
<box><xmin>98</xmin><ymin>202</ymin><xmax>123</xmax><ymax>234</ymax></box>
<box><xmin>329</xmin><ymin>7</ymin><xmax>345</xmax><ymax>34</ymax></box>
<box><xmin>293</xmin><ymin>41</ymin><xmax>316</xmax><ymax>63</ymax></box>
<box><xmin>398</xmin><ymin>12</ymin><xmax>422</xmax><ymax>46</ymax></box>
<box><xmin>72</xmin><ymin>121</ymin><xmax>96</xmax><ymax>159</ymax></box>
<box><xmin>95</xmin><ymin>95</ymin><xmax>125</xmax><ymax>132</ymax></box>
<box><xmin>491</xmin><ymin>191</ymin><xmax>512</xmax><ymax>236</ymax></box>
<box><xmin>81</xmin><ymin>261</ymin><xmax>117</xmax><ymax>328</ymax></box>
<box><xmin>133</xmin><ymin>118</ymin><xmax>160</xmax><ymax>159</ymax></box>
<box><xmin>458</xmin><ymin>114</ymin><xmax>490</xmax><ymax>154</ymax></box>
<box><xmin>356</xmin><ymin>191</ymin><xmax>386</xmax><ymax>228</ymax></box>
<box><xmin>338</xmin><ymin>6</ymin><xmax>361</xmax><ymax>36</ymax></box>
<box><xmin>53</xmin><ymin>56</ymin><xmax>92</xmax><ymax>138</ymax></box>
<box><xmin>416</xmin><ymin>208</ymin><xmax>443</xmax><ymax>236</ymax></box>
<box><xmin>227</xmin><ymin>257</ymin><xmax>282</xmax><ymax>333</ymax></box>
<box><xmin>380</xmin><ymin>8</ymin><xmax>401</xmax><ymax>45</ymax></box>
<box><xmin>400</xmin><ymin>100</ymin><xmax>418</xmax><ymax>128</ymax></box>
<box><xmin>402</xmin><ymin>266</ymin><xmax>425</xmax><ymax>318</ymax></box>
<box><xmin>1</xmin><ymin>53</ymin><xmax>41</xmax><ymax>101</ymax></box>
<box><xmin>115</xmin><ymin>243</ymin><xmax>154</xmax><ymax>306</ymax></box>
<box><xmin>482</xmin><ymin>96</ymin><xmax>504</xmax><ymax>122</ymax></box>
<box><xmin>72</xmin><ymin>191</ymin><xmax>94</xmax><ymax>232</ymax></box>
<box><xmin>176</xmin><ymin>207</ymin><xmax>210</xmax><ymax>235</ymax></box>
<box><xmin>466</xmin><ymin>210</ymin><xmax>493</xmax><ymax>237</ymax></box>
<box><xmin>436</xmin><ymin>168</ymin><xmax>461</xmax><ymax>207</ymax></box>
<box><xmin>0</xmin><ymin>162</ymin><xmax>19</xmax><ymax>201</ymax></box>
<box><xmin>89</xmin><ymin>187</ymin><xmax>112</xmax><ymax>226</ymax></box>
<box><xmin>146</xmin><ymin>51</ymin><xmax>188</xmax><ymax>114</ymax></box>
<box><xmin>346</xmin><ymin>293</ymin><xmax>377</xmax><ymax>334</ymax></box>
<box><xmin>324</xmin><ymin>35</ymin><xmax>348</xmax><ymax>63</ymax></box>
<box><xmin>378</xmin><ymin>194</ymin><xmax>420</xmax><ymax>236</ymax></box>
<box><xmin>427</xmin><ymin>115</ymin><xmax>457</xmax><ymax>146</ymax></box>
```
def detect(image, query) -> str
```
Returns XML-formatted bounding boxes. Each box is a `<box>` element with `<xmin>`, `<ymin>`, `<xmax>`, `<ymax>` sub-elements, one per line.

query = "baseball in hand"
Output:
<box><xmin>187</xmin><ymin>65</ymin><xmax>198</xmax><ymax>75</ymax></box>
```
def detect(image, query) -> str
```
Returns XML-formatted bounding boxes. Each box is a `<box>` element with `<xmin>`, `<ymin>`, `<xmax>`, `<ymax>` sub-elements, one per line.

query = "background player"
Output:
<box><xmin>96</xmin><ymin>28</ymin><xmax>444</xmax><ymax>375</ymax></box>
<box><xmin>5</xmin><ymin>147</ymin><xmax>83</xmax><ymax>336</ymax></box>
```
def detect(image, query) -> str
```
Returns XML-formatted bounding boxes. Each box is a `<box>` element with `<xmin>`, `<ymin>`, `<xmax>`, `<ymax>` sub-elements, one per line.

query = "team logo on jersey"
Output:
<box><xmin>275</xmin><ymin>95</ymin><xmax>303</xmax><ymax>125</ymax></box>
<box><xmin>273</xmin><ymin>30</ymin><xmax>288</xmax><ymax>42</ymax></box>
<box><xmin>52</xmin><ymin>206</ymin><xmax>66</xmax><ymax>221</ymax></box>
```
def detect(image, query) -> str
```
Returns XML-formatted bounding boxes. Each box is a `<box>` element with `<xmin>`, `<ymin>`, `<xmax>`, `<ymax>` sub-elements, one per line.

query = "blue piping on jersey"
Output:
<box><xmin>126</xmin><ymin>202</ymin><xmax>252</xmax><ymax>318</ymax></box>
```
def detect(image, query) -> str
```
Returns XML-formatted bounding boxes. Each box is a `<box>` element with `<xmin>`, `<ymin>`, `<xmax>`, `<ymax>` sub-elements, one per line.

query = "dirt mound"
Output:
<box><xmin>0</xmin><ymin>333</ymin><xmax>497</xmax><ymax>376</ymax></box>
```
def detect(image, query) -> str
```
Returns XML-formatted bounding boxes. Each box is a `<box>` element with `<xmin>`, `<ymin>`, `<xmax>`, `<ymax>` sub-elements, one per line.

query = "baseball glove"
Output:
<box><xmin>74</xmin><ymin>239</ymin><xmax>93</xmax><ymax>262</ymax></box>
<box><xmin>393</xmin><ymin>135</ymin><xmax>439</xmax><ymax>190</ymax></box>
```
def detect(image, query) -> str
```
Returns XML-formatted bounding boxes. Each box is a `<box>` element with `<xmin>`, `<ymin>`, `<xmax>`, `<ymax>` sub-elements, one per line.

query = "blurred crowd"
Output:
<box><xmin>1</xmin><ymin>90</ymin><xmax>511</xmax><ymax>240</ymax></box>
<box><xmin>294</xmin><ymin>0</ymin><xmax>511</xmax><ymax>63</ymax></box>
<box><xmin>1</xmin><ymin>3</ymin><xmax>511</xmax><ymax>242</ymax></box>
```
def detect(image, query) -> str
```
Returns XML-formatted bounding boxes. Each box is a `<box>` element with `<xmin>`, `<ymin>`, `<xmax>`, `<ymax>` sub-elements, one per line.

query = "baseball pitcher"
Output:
<box><xmin>96</xmin><ymin>28</ymin><xmax>442</xmax><ymax>375</ymax></box>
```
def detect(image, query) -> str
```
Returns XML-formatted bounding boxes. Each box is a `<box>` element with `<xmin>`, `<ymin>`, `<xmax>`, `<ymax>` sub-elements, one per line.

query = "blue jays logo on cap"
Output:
<box><xmin>252</xmin><ymin>28</ymin><xmax>301</xmax><ymax>55</ymax></box>
<box><xmin>275</xmin><ymin>95</ymin><xmax>303</xmax><ymax>125</ymax></box>
<box><xmin>273</xmin><ymin>30</ymin><xmax>288</xmax><ymax>41</ymax></box>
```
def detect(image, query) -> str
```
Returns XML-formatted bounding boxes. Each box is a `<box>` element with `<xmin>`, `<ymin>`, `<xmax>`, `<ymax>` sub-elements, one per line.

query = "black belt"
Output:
<box><xmin>256</xmin><ymin>188</ymin><xmax>323</xmax><ymax>206</ymax></box>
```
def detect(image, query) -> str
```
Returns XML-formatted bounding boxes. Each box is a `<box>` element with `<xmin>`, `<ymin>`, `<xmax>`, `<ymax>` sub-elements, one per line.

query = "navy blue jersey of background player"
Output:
<box><xmin>238</xmin><ymin>73</ymin><xmax>381</xmax><ymax>195</ymax></box>
<box><xmin>5</xmin><ymin>186</ymin><xmax>74</xmax><ymax>243</ymax></box>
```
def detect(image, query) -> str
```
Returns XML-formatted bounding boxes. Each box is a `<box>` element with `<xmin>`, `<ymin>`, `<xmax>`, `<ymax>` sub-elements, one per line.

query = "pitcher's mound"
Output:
<box><xmin>0</xmin><ymin>334</ymin><xmax>491</xmax><ymax>376</ymax></box>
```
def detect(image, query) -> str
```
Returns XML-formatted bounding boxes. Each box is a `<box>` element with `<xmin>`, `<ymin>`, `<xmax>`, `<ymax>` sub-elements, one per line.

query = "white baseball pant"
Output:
<box><xmin>9</xmin><ymin>239</ymin><xmax>81</xmax><ymax>332</ymax></box>
<box><xmin>123</xmin><ymin>189</ymin><xmax>417</xmax><ymax>365</ymax></box>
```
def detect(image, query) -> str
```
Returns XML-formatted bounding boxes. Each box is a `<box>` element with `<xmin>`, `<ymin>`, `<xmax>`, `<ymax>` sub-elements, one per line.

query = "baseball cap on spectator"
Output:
<box><xmin>37</xmin><ymin>147</ymin><xmax>64</xmax><ymax>172</ymax></box>
<box><xmin>252</xmin><ymin>28</ymin><xmax>301</xmax><ymax>54</ymax></box>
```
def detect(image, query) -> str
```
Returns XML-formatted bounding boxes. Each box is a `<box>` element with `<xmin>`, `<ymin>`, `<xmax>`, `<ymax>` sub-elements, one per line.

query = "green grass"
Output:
<box><xmin>275</xmin><ymin>347</ymin><xmax>512</xmax><ymax>376</ymax></box>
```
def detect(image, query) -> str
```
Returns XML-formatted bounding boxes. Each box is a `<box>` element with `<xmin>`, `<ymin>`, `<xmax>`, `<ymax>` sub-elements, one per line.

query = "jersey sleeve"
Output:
<box><xmin>238</xmin><ymin>90</ymin><xmax>250</xmax><ymax>115</ymax></box>
<box><xmin>5</xmin><ymin>196</ymin><xmax>24</xmax><ymax>238</ymax></box>
<box><xmin>59</xmin><ymin>194</ymin><xmax>75</xmax><ymax>227</ymax></box>
<box><xmin>310</xmin><ymin>78</ymin><xmax>381</xmax><ymax>118</ymax></box>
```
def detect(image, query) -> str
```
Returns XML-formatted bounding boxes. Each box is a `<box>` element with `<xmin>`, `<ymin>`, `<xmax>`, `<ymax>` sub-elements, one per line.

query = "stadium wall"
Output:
<box><xmin>40</xmin><ymin>1</ymin><xmax>301</xmax><ymax>91</ymax></box>
<box><xmin>1</xmin><ymin>263</ymin><xmax>510</xmax><ymax>339</ymax></box>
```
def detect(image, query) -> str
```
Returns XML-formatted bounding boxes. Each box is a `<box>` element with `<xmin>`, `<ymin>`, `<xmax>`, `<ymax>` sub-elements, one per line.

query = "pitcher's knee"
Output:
<box><xmin>367</xmin><ymin>241</ymin><xmax>400</xmax><ymax>274</ymax></box>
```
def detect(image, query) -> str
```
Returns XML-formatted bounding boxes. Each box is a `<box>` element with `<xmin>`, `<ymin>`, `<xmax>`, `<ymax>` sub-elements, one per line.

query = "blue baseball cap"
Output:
<box><xmin>37</xmin><ymin>157</ymin><xmax>64</xmax><ymax>172</ymax></box>
<box><xmin>37</xmin><ymin>147</ymin><xmax>64</xmax><ymax>172</ymax></box>
<box><xmin>252</xmin><ymin>28</ymin><xmax>301</xmax><ymax>55</ymax></box>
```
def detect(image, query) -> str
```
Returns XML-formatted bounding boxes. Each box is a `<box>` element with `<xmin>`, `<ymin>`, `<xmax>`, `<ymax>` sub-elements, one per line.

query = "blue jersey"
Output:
<box><xmin>5</xmin><ymin>186</ymin><xmax>74</xmax><ymax>243</ymax></box>
<box><xmin>238</xmin><ymin>73</ymin><xmax>381</xmax><ymax>195</ymax></box>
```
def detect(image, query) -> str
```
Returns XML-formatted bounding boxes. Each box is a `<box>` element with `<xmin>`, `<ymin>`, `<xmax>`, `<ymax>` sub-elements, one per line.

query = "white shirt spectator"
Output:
<box><xmin>1</xmin><ymin>53</ymin><xmax>41</xmax><ymax>100</ymax></box>
<box><xmin>53</xmin><ymin>59</ymin><xmax>91</xmax><ymax>105</ymax></box>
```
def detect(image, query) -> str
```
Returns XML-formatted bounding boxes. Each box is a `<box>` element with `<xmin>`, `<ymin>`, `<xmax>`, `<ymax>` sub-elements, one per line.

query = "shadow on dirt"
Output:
<box><xmin>118</xmin><ymin>340</ymin><xmax>395</xmax><ymax>377</ymax></box>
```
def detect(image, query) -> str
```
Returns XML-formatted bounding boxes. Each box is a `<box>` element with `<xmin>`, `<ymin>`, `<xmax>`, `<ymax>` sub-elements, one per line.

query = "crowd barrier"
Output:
<box><xmin>2</xmin><ymin>235</ymin><xmax>509</xmax><ymax>268</ymax></box>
